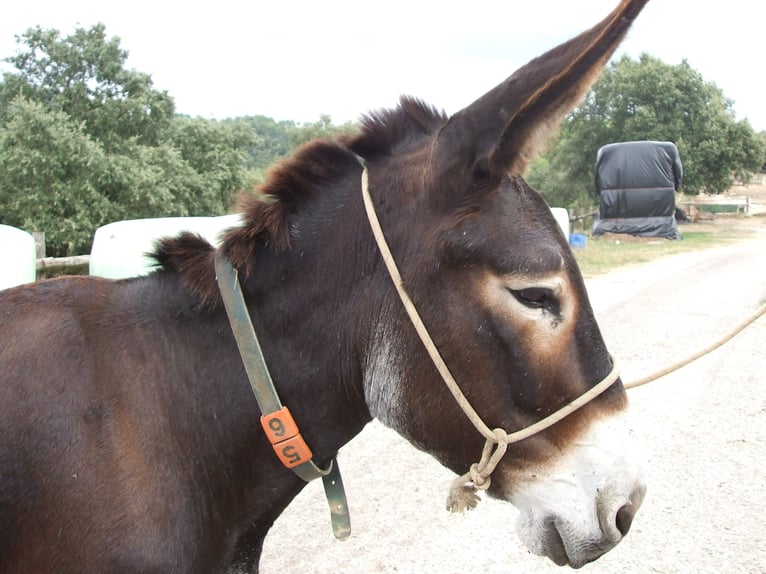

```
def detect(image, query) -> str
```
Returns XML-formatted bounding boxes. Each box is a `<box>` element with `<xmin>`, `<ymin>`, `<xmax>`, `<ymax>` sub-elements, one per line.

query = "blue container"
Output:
<box><xmin>569</xmin><ymin>233</ymin><xmax>587</xmax><ymax>249</ymax></box>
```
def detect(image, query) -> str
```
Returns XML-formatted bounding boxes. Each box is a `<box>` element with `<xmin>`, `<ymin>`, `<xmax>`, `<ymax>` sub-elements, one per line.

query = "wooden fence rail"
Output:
<box><xmin>568</xmin><ymin>207</ymin><xmax>599</xmax><ymax>234</ymax></box>
<box><xmin>31</xmin><ymin>232</ymin><xmax>89</xmax><ymax>277</ymax></box>
<box><xmin>36</xmin><ymin>255</ymin><xmax>90</xmax><ymax>273</ymax></box>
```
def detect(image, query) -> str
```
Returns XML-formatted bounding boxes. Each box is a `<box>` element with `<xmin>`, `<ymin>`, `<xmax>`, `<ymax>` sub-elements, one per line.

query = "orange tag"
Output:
<box><xmin>272</xmin><ymin>434</ymin><xmax>313</xmax><ymax>468</ymax></box>
<box><xmin>260</xmin><ymin>407</ymin><xmax>299</xmax><ymax>445</ymax></box>
<box><xmin>260</xmin><ymin>407</ymin><xmax>313</xmax><ymax>469</ymax></box>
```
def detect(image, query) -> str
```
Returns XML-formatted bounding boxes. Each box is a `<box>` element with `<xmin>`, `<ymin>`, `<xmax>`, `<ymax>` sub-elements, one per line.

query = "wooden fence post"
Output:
<box><xmin>32</xmin><ymin>232</ymin><xmax>45</xmax><ymax>259</ymax></box>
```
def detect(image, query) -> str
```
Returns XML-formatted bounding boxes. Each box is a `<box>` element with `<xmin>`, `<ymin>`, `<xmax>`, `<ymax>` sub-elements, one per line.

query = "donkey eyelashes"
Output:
<box><xmin>503</xmin><ymin>273</ymin><xmax>566</xmax><ymax>317</ymax></box>
<box><xmin>510</xmin><ymin>287</ymin><xmax>561</xmax><ymax>315</ymax></box>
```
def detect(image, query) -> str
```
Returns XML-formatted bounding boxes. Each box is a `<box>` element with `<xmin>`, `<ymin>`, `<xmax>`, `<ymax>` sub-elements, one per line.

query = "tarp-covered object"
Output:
<box><xmin>592</xmin><ymin>141</ymin><xmax>683</xmax><ymax>239</ymax></box>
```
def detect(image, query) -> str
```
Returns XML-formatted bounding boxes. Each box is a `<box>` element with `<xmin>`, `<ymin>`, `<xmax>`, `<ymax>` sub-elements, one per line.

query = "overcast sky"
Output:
<box><xmin>1</xmin><ymin>1</ymin><xmax>764</xmax><ymax>131</ymax></box>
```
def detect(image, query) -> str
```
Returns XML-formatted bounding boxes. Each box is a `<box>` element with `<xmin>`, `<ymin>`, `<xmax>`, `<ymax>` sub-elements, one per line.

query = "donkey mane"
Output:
<box><xmin>150</xmin><ymin>96</ymin><xmax>447</xmax><ymax>305</ymax></box>
<box><xmin>351</xmin><ymin>96</ymin><xmax>448</xmax><ymax>159</ymax></box>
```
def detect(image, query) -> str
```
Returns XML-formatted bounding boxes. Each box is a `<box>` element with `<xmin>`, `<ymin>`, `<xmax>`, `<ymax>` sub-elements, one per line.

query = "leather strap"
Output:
<box><xmin>214</xmin><ymin>252</ymin><xmax>351</xmax><ymax>539</ymax></box>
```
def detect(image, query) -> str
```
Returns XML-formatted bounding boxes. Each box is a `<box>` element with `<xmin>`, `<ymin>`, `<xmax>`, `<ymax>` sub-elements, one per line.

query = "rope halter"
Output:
<box><xmin>360</xmin><ymin>165</ymin><xmax>621</xmax><ymax>512</ymax></box>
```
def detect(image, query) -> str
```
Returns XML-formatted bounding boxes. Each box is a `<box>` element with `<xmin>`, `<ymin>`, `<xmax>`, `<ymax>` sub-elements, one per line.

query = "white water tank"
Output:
<box><xmin>89</xmin><ymin>214</ymin><xmax>242</xmax><ymax>279</ymax></box>
<box><xmin>0</xmin><ymin>224</ymin><xmax>37</xmax><ymax>290</ymax></box>
<box><xmin>550</xmin><ymin>207</ymin><xmax>570</xmax><ymax>242</ymax></box>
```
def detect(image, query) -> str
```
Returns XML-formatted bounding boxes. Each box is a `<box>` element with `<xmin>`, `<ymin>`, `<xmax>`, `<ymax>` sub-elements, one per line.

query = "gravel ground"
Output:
<box><xmin>259</xmin><ymin>226</ymin><xmax>766</xmax><ymax>574</ymax></box>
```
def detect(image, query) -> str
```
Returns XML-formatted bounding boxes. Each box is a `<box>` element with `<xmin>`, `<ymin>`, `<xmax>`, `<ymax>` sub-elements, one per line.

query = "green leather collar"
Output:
<box><xmin>214</xmin><ymin>252</ymin><xmax>351</xmax><ymax>540</ymax></box>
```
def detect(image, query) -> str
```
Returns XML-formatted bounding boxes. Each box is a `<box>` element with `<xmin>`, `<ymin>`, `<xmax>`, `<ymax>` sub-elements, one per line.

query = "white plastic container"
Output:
<box><xmin>550</xmin><ymin>207</ymin><xmax>570</xmax><ymax>242</ymax></box>
<box><xmin>89</xmin><ymin>214</ymin><xmax>242</xmax><ymax>279</ymax></box>
<box><xmin>0</xmin><ymin>224</ymin><xmax>37</xmax><ymax>290</ymax></box>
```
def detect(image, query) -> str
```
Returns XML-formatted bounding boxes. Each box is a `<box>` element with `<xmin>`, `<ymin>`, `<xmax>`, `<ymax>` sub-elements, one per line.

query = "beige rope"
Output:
<box><xmin>361</xmin><ymin>168</ymin><xmax>494</xmax><ymax>442</ymax></box>
<box><xmin>625</xmin><ymin>301</ymin><xmax>766</xmax><ymax>390</ymax></box>
<box><xmin>361</xmin><ymin>167</ymin><xmax>621</xmax><ymax>511</ymax></box>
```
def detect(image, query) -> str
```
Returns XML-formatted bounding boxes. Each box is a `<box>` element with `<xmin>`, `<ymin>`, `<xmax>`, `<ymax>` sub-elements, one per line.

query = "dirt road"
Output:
<box><xmin>259</xmin><ymin>228</ymin><xmax>766</xmax><ymax>574</ymax></box>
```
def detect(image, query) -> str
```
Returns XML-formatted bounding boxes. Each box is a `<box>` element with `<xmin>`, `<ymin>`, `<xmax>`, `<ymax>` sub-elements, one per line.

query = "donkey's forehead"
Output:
<box><xmin>498</xmin><ymin>229</ymin><xmax>569</xmax><ymax>276</ymax></box>
<box><xmin>440</xmin><ymin>177</ymin><xmax>569</xmax><ymax>276</ymax></box>
<box><xmin>499</xmin><ymin>250</ymin><xmax>565</xmax><ymax>277</ymax></box>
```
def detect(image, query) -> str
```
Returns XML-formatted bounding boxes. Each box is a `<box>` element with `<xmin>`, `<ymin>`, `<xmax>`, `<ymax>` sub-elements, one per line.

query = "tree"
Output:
<box><xmin>231</xmin><ymin>115</ymin><xmax>295</xmax><ymax>184</ymax></box>
<box><xmin>0</xmin><ymin>24</ymin><xmax>174</xmax><ymax>150</ymax></box>
<box><xmin>285</xmin><ymin>113</ymin><xmax>358</xmax><ymax>149</ymax></box>
<box><xmin>759</xmin><ymin>132</ymin><xmax>766</xmax><ymax>172</ymax></box>
<box><xmin>232</xmin><ymin>114</ymin><xmax>359</xmax><ymax>184</ymax></box>
<box><xmin>0</xmin><ymin>98</ymin><xmax>113</xmax><ymax>255</ymax></box>
<box><xmin>528</xmin><ymin>54</ymin><xmax>765</xmax><ymax>206</ymax></box>
<box><xmin>0</xmin><ymin>24</ymin><xmax>257</xmax><ymax>256</ymax></box>
<box><xmin>168</xmin><ymin>116</ymin><xmax>257</xmax><ymax>214</ymax></box>
<box><xmin>0</xmin><ymin>24</ymin><xmax>359</xmax><ymax>256</ymax></box>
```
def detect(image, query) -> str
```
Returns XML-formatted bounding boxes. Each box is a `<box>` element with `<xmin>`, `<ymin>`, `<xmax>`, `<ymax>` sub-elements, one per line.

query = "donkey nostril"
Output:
<box><xmin>615</xmin><ymin>503</ymin><xmax>635</xmax><ymax>537</ymax></box>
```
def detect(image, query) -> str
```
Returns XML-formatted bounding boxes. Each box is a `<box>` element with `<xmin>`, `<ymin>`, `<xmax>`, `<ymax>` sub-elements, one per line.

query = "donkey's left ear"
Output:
<box><xmin>431</xmin><ymin>0</ymin><xmax>649</xmax><ymax>196</ymax></box>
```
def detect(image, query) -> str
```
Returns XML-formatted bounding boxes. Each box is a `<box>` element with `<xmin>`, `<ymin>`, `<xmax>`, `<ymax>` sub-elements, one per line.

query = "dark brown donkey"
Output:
<box><xmin>0</xmin><ymin>1</ymin><xmax>649</xmax><ymax>572</ymax></box>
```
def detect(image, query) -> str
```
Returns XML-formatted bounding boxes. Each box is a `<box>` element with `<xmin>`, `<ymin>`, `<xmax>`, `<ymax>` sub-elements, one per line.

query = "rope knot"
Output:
<box><xmin>468</xmin><ymin>463</ymin><xmax>491</xmax><ymax>490</ymax></box>
<box><xmin>445</xmin><ymin>430</ymin><xmax>509</xmax><ymax>513</ymax></box>
<box><xmin>491</xmin><ymin>427</ymin><xmax>508</xmax><ymax>446</ymax></box>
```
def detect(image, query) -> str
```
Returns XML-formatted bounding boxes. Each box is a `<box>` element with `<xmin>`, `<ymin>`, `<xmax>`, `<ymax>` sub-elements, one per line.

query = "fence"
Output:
<box><xmin>568</xmin><ymin>207</ymin><xmax>599</xmax><ymax>235</ymax></box>
<box><xmin>29</xmin><ymin>233</ymin><xmax>89</xmax><ymax>279</ymax></box>
<box><xmin>678</xmin><ymin>197</ymin><xmax>751</xmax><ymax>216</ymax></box>
<box><xmin>36</xmin><ymin>255</ymin><xmax>90</xmax><ymax>276</ymax></box>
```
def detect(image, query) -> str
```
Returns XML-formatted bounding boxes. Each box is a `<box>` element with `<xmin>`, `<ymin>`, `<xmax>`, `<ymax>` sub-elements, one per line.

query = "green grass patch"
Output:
<box><xmin>572</xmin><ymin>223</ymin><xmax>753</xmax><ymax>277</ymax></box>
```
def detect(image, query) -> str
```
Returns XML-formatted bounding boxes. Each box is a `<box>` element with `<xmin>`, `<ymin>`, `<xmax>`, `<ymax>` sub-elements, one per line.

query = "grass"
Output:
<box><xmin>572</xmin><ymin>216</ymin><xmax>762</xmax><ymax>277</ymax></box>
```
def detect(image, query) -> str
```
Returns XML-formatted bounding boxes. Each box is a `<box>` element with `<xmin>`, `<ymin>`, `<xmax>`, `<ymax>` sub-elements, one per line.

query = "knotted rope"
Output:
<box><xmin>361</xmin><ymin>167</ymin><xmax>621</xmax><ymax>512</ymax></box>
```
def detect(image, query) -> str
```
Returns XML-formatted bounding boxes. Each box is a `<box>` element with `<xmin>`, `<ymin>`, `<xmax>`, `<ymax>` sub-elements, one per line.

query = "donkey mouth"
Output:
<box><xmin>529</xmin><ymin>518</ymin><xmax>617</xmax><ymax>569</ymax></box>
<box><xmin>541</xmin><ymin>520</ymin><xmax>570</xmax><ymax>566</ymax></box>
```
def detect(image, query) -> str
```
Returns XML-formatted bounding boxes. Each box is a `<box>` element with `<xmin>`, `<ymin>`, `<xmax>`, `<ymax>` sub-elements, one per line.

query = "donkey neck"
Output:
<box><xmin>129</xmin><ymin>268</ymin><xmax>369</xmax><ymax>526</ymax></box>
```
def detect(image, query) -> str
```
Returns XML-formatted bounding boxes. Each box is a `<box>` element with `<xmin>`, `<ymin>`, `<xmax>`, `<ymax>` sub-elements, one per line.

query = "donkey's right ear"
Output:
<box><xmin>429</xmin><ymin>0</ymin><xmax>649</xmax><ymax>206</ymax></box>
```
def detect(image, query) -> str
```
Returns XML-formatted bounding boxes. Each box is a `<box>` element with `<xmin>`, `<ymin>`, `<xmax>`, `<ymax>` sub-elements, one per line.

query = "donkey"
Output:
<box><xmin>0</xmin><ymin>1</ymin><xmax>649</xmax><ymax>572</ymax></box>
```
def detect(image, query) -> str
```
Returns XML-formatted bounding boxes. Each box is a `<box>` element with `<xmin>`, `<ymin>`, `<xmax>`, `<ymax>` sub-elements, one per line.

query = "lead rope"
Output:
<box><xmin>360</xmin><ymin>167</ymin><xmax>621</xmax><ymax>512</ymax></box>
<box><xmin>625</xmin><ymin>301</ymin><xmax>766</xmax><ymax>389</ymax></box>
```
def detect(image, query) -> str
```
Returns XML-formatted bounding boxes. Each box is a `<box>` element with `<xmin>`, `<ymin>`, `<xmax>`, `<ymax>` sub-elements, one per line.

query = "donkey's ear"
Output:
<box><xmin>432</xmin><ymin>0</ymin><xmax>649</xmax><ymax>193</ymax></box>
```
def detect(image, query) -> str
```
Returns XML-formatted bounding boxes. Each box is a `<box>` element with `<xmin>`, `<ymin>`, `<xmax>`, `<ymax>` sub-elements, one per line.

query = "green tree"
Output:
<box><xmin>231</xmin><ymin>113</ymin><xmax>359</xmax><ymax>184</ymax></box>
<box><xmin>0</xmin><ymin>24</ymin><xmax>360</xmax><ymax>255</ymax></box>
<box><xmin>234</xmin><ymin>115</ymin><xmax>293</xmax><ymax>169</ymax></box>
<box><xmin>0</xmin><ymin>98</ymin><xmax>113</xmax><ymax>255</ymax></box>
<box><xmin>0</xmin><ymin>24</ymin><xmax>174</xmax><ymax>150</ymax></box>
<box><xmin>529</xmin><ymin>54</ymin><xmax>764</xmax><ymax>206</ymax></box>
<box><xmin>169</xmin><ymin>116</ymin><xmax>257</xmax><ymax>214</ymax></box>
<box><xmin>0</xmin><ymin>24</ymin><xmax>257</xmax><ymax>255</ymax></box>
<box><xmin>759</xmin><ymin>131</ymin><xmax>766</xmax><ymax>172</ymax></box>
<box><xmin>286</xmin><ymin>113</ymin><xmax>358</xmax><ymax>149</ymax></box>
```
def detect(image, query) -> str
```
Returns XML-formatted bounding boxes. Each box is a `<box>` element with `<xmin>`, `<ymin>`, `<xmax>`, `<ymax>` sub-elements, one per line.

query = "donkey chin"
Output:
<box><xmin>504</xmin><ymin>411</ymin><xmax>647</xmax><ymax>568</ymax></box>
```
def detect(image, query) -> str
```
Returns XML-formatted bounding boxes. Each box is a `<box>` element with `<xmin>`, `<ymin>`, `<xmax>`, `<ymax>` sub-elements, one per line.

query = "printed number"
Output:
<box><xmin>268</xmin><ymin>417</ymin><xmax>286</xmax><ymax>437</ymax></box>
<box><xmin>281</xmin><ymin>445</ymin><xmax>302</xmax><ymax>465</ymax></box>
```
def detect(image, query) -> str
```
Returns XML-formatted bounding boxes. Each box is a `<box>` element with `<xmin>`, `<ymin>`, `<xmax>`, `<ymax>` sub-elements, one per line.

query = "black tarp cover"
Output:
<box><xmin>592</xmin><ymin>141</ymin><xmax>683</xmax><ymax>239</ymax></box>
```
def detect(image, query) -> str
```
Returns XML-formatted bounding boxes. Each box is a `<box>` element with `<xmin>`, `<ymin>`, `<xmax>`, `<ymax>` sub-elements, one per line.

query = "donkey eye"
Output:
<box><xmin>510</xmin><ymin>288</ymin><xmax>559</xmax><ymax>314</ymax></box>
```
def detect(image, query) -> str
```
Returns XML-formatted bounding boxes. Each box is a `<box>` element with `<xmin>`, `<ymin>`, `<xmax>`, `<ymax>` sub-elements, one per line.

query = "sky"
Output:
<box><xmin>1</xmin><ymin>1</ymin><xmax>764</xmax><ymax>131</ymax></box>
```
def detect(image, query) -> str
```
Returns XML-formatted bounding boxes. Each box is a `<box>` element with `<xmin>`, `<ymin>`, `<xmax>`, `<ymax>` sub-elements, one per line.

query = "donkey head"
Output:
<box><xmin>357</xmin><ymin>0</ymin><xmax>649</xmax><ymax>567</ymax></box>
